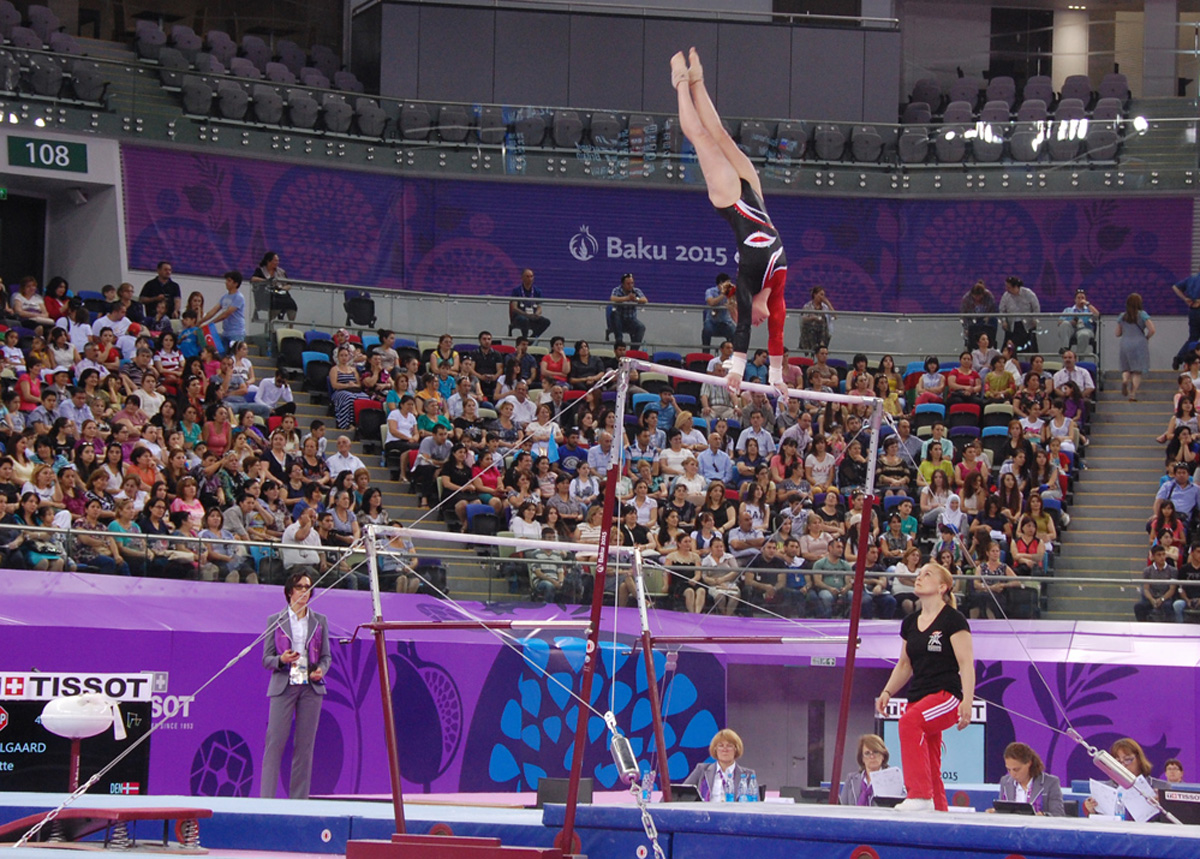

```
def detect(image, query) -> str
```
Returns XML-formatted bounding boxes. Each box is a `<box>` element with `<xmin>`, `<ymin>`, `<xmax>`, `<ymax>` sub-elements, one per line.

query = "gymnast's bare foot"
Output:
<box><xmin>751</xmin><ymin>292</ymin><xmax>770</xmax><ymax>327</ymax></box>
<box><xmin>688</xmin><ymin>47</ymin><xmax>704</xmax><ymax>84</ymax></box>
<box><xmin>671</xmin><ymin>52</ymin><xmax>688</xmax><ymax>89</ymax></box>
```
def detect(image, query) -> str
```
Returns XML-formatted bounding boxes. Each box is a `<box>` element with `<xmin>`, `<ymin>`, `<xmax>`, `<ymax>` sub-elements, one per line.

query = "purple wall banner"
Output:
<box><xmin>4</xmin><ymin>572</ymin><xmax>1198</xmax><ymax>797</ymax></box>
<box><xmin>121</xmin><ymin>145</ymin><xmax>1192</xmax><ymax>315</ymax></box>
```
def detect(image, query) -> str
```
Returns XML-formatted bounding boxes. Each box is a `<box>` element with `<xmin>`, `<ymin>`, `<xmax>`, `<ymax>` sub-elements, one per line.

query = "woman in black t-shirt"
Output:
<box><xmin>874</xmin><ymin>563</ymin><xmax>974</xmax><ymax>813</ymax></box>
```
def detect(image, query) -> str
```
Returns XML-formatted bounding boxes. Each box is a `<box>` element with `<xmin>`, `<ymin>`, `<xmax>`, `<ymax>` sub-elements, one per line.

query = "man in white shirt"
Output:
<box><xmin>98</xmin><ymin>304</ymin><xmax>138</xmax><ymax>359</ymax></box>
<box><xmin>1051</xmin><ymin>350</ymin><xmax>1095</xmax><ymax>400</ymax></box>
<box><xmin>735</xmin><ymin>409</ymin><xmax>776</xmax><ymax>456</ymax></box>
<box><xmin>498</xmin><ymin>380</ymin><xmax>537</xmax><ymax>425</ymax></box>
<box><xmin>446</xmin><ymin>377</ymin><xmax>478</xmax><ymax>420</ymax></box>
<box><xmin>281</xmin><ymin>508</ymin><xmax>323</xmax><ymax>574</ymax></box>
<box><xmin>586</xmin><ymin>431</ymin><xmax>616</xmax><ymax>482</ymax></box>
<box><xmin>74</xmin><ymin>341</ymin><xmax>109</xmax><ymax>380</ymax></box>
<box><xmin>325</xmin><ymin>435</ymin><xmax>366</xmax><ymax>476</ymax></box>
<box><xmin>707</xmin><ymin>340</ymin><xmax>734</xmax><ymax>372</ymax></box>
<box><xmin>726</xmin><ymin>510</ymin><xmax>765</xmax><ymax>564</ymax></box>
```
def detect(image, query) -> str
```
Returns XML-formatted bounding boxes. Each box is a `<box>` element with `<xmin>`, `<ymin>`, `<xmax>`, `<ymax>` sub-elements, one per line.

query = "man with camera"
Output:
<box><xmin>702</xmin><ymin>273</ymin><xmax>737</xmax><ymax>348</ymax></box>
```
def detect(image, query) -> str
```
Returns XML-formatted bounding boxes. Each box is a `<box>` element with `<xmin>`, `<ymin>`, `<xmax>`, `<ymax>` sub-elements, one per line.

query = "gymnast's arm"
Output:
<box><xmin>875</xmin><ymin>646</ymin><xmax>912</xmax><ymax>715</ymax></box>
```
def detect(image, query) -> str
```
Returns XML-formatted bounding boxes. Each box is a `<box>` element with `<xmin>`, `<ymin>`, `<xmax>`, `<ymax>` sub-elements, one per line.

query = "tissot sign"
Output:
<box><xmin>0</xmin><ymin>672</ymin><xmax>158</xmax><ymax>702</ymax></box>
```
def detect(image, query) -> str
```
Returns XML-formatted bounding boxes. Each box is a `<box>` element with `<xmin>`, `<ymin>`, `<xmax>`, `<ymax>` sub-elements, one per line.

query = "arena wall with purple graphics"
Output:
<box><xmin>2</xmin><ymin>571</ymin><xmax>1196</xmax><ymax>798</ymax></box>
<box><xmin>121</xmin><ymin>144</ymin><xmax>1192</xmax><ymax>315</ymax></box>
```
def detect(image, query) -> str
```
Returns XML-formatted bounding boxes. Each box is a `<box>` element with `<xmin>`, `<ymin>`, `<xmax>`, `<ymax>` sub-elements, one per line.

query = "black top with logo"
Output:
<box><xmin>901</xmin><ymin>604</ymin><xmax>970</xmax><ymax>703</ymax></box>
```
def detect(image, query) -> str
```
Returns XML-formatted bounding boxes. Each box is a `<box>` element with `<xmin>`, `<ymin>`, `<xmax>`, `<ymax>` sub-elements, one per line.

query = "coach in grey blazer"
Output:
<box><xmin>260</xmin><ymin>571</ymin><xmax>332</xmax><ymax>799</ymax></box>
<box><xmin>997</xmin><ymin>742</ymin><xmax>1065</xmax><ymax>817</ymax></box>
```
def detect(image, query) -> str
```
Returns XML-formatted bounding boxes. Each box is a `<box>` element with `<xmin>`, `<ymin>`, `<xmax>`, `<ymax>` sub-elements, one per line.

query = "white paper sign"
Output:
<box><xmin>1088</xmin><ymin>777</ymin><xmax>1160</xmax><ymax>822</ymax></box>
<box><xmin>1088</xmin><ymin>779</ymin><xmax>1117</xmax><ymax>816</ymax></box>
<box><xmin>868</xmin><ymin>766</ymin><xmax>906</xmax><ymax>798</ymax></box>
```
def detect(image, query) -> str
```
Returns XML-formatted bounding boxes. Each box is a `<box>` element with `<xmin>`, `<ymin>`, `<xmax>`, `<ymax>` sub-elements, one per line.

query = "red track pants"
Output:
<box><xmin>898</xmin><ymin>690</ymin><xmax>960</xmax><ymax>811</ymax></box>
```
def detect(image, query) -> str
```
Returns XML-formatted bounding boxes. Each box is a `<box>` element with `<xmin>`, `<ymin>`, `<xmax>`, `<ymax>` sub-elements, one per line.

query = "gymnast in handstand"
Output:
<box><xmin>672</xmin><ymin>48</ymin><xmax>789</xmax><ymax>399</ymax></box>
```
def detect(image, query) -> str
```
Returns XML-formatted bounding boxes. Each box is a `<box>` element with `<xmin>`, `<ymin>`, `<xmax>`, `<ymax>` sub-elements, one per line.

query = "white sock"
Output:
<box><xmin>769</xmin><ymin>355</ymin><xmax>785</xmax><ymax>386</ymax></box>
<box><xmin>727</xmin><ymin>353</ymin><xmax>747</xmax><ymax>379</ymax></box>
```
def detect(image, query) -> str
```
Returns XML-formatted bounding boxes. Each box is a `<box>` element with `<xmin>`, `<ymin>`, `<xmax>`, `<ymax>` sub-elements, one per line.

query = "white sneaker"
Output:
<box><xmin>893</xmin><ymin>798</ymin><xmax>935</xmax><ymax>812</ymax></box>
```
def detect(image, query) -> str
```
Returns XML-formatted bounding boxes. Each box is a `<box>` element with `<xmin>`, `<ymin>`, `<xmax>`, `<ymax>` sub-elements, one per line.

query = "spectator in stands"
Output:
<box><xmin>970</xmin><ymin>332</ymin><xmax>1001</xmax><ymax>376</ymax></box>
<box><xmin>1052</xmin><ymin>351</ymin><xmax>1094</xmax><ymax>401</ymax></box>
<box><xmin>809</xmin><ymin>536</ymin><xmax>852</xmax><ymax>618</ymax></box>
<box><xmin>1057</xmin><ymin>289</ymin><xmax>1100</xmax><ymax>358</ymax></box>
<box><xmin>1114</xmin><ymin>292</ymin><xmax>1154</xmax><ymax>402</ymax></box>
<box><xmin>1170</xmin><ymin>267</ymin><xmax>1200</xmax><ymax>369</ymax></box>
<box><xmin>251</xmin><ymin>251</ymin><xmax>296</xmax><ymax>323</ymax></box>
<box><xmin>701</xmin><ymin>361</ymin><xmax>737</xmax><ymax>421</ymax></box>
<box><xmin>700</xmin><ymin>535</ymin><xmax>740</xmax><ymax>615</ymax></box>
<box><xmin>1165</xmin><ymin>759</ymin><xmax>1186</xmax><ymax>784</ymax></box>
<box><xmin>799</xmin><ymin>286</ymin><xmax>836</xmax><ymax>354</ymax></box>
<box><xmin>198</xmin><ymin>270</ymin><xmax>246</xmax><ymax>345</ymax></box>
<box><xmin>586</xmin><ymin>430</ymin><xmax>616</xmax><ymax>479</ymax></box>
<box><xmin>609</xmin><ymin>273</ymin><xmax>647</xmax><ymax>349</ymax></box>
<box><xmin>498</xmin><ymin>380</ymin><xmax>536</xmax><ymax>426</ymax></box>
<box><xmin>959</xmin><ymin>280</ymin><xmax>998</xmax><ymax>349</ymax></box>
<box><xmin>999</xmin><ymin>276</ymin><xmax>1040</xmax><ymax>352</ymax></box>
<box><xmin>1135</xmin><ymin>543</ymin><xmax>1177</xmax><ymax>622</ymax></box>
<box><xmin>744</xmin><ymin>536</ymin><xmax>786</xmax><ymax>611</ymax></box>
<box><xmin>568</xmin><ymin>340</ymin><xmax>605</xmax><ymax>391</ymax></box>
<box><xmin>412</xmin><ymin>424</ymin><xmax>452</xmax><ymax>510</ymax></box>
<box><xmin>12</xmin><ymin>276</ymin><xmax>53</xmax><ymax>333</ymax></box>
<box><xmin>970</xmin><ymin>538</ymin><xmax>1018</xmax><ymax>619</ymax></box>
<box><xmin>914</xmin><ymin>356</ymin><xmax>946</xmax><ymax>405</ymax></box>
<box><xmin>946</xmin><ymin>351</ymin><xmax>984</xmax><ymax>406</ymax></box>
<box><xmin>141</xmin><ymin>260</ymin><xmax>181</xmax><ymax>318</ymax></box>
<box><xmin>703</xmin><ymin>274</ymin><xmax>736</xmax><ymax>347</ymax></box>
<box><xmin>1154</xmin><ymin>463</ymin><xmax>1199</xmax><ymax>530</ymax></box>
<box><xmin>509</xmin><ymin>269</ymin><xmax>551</xmax><ymax>341</ymax></box>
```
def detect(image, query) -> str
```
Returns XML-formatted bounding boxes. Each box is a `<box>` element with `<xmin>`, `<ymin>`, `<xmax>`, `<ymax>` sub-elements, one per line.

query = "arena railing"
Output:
<box><xmin>3</xmin><ymin>42</ymin><xmax>1198</xmax><ymax>197</ymax></box>
<box><xmin>262</xmin><ymin>277</ymin><xmax>1103</xmax><ymax>375</ymax></box>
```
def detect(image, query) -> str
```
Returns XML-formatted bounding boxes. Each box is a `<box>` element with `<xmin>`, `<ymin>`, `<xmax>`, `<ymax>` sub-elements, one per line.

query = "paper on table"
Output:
<box><xmin>1088</xmin><ymin>779</ymin><xmax>1117</xmax><ymax>816</ymax></box>
<box><xmin>869</xmin><ymin>766</ymin><xmax>906</xmax><ymax>798</ymax></box>
<box><xmin>1123</xmin><ymin>776</ymin><xmax>1161</xmax><ymax>823</ymax></box>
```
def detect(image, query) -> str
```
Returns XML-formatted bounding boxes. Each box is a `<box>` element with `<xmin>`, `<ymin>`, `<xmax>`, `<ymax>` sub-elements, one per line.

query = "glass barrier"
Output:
<box><xmin>0</xmin><ymin>42</ymin><xmax>1197</xmax><ymax>192</ymax></box>
<box><xmin>262</xmin><ymin>278</ymin><xmax>1103</xmax><ymax>373</ymax></box>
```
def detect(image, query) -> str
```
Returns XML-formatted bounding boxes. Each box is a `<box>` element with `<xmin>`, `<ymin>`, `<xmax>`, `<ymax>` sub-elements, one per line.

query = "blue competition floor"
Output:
<box><xmin>5</xmin><ymin>792</ymin><xmax>1200</xmax><ymax>859</ymax></box>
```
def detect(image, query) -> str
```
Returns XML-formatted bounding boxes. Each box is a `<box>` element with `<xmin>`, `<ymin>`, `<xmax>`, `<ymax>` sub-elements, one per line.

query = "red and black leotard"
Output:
<box><xmin>715</xmin><ymin>179</ymin><xmax>788</xmax><ymax>356</ymax></box>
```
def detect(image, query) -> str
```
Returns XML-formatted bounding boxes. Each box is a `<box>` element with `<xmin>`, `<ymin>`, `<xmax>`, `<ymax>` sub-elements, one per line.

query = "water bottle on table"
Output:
<box><xmin>747</xmin><ymin>771</ymin><xmax>759</xmax><ymax>802</ymax></box>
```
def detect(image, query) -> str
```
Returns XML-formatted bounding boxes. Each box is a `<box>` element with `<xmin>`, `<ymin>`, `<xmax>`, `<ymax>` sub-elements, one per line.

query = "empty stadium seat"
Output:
<box><xmin>774</xmin><ymin>120</ymin><xmax>806</xmax><ymax>160</ymax></box>
<box><xmin>48</xmin><ymin>31</ymin><xmax>81</xmax><ymax>54</ymax></box>
<box><xmin>514</xmin><ymin>113</ymin><xmax>546</xmax><ymax>146</ymax></box>
<box><xmin>355</xmin><ymin>97</ymin><xmax>387</xmax><ymax>137</ymax></box>
<box><xmin>813</xmin><ymin>124</ymin><xmax>845</xmax><ymax>161</ymax></box>
<box><xmin>70</xmin><ymin>61</ymin><xmax>108</xmax><ymax>102</ymax></box>
<box><xmin>10</xmin><ymin>25</ymin><xmax>42</xmax><ymax>51</ymax></box>
<box><xmin>181</xmin><ymin>75</ymin><xmax>214</xmax><ymax>115</ymax></box>
<box><xmin>265</xmin><ymin>62</ymin><xmax>296</xmax><ymax>85</ymax></box>
<box><xmin>477</xmin><ymin>105</ymin><xmax>506</xmax><ymax>144</ymax></box>
<box><xmin>590</xmin><ymin>112</ymin><xmax>623</xmax><ymax>147</ymax></box>
<box><xmin>850</xmin><ymin>125</ymin><xmax>883</xmax><ymax>162</ymax></box>
<box><xmin>251</xmin><ymin>84</ymin><xmax>283</xmax><ymax>124</ymax></box>
<box><xmin>169</xmin><ymin>25</ymin><xmax>202</xmax><ymax>64</ymax></box>
<box><xmin>216</xmin><ymin>81</ymin><xmax>249</xmax><ymax>120</ymax></box>
<box><xmin>204</xmin><ymin>30</ymin><xmax>237</xmax><ymax>66</ymax></box>
<box><xmin>286</xmin><ymin>89</ymin><xmax>318</xmax><ymax>128</ymax></box>
<box><xmin>0</xmin><ymin>1</ymin><xmax>19</xmax><ymax>40</ymax></box>
<box><xmin>1022</xmin><ymin>75</ymin><xmax>1054</xmax><ymax>108</ymax></box>
<box><xmin>901</xmin><ymin>102</ymin><xmax>931</xmax><ymax>124</ymax></box>
<box><xmin>157</xmin><ymin>47</ymin><xmax>188</xmax><ymax>88</ymax></box>
<box><xmin>310</xmin><ymin>44</ymin><xmax>339</xmax><ymax>80</ymax></box>
<box><xmin>739</xmin><ymin>120</ymin><xmax>770</xmax><ymax>158</ymax></box>
<box><xmin>897</xmin><ymin>126</ymin><xmax>929</xmax><ymax>163</ymax></box>
<box><xmin>229</xmin><ymin>57</ymin><xmax>262</xmax><ymax>80</ymax></box>
<box><xmin>910</xmin><ymin>78</ymin><xmax>941</xmax><ymax>113</ymax></box>
<box><xmin>28</xmin><ymin>57</ymin><xmax>63</xmax><ymax>97</ymax></box>
<box><xmin>300</xmin><ymin>67</ymin><xmax>330</xmax><ymax>89</ymax></box>
<box><xmin>334</xmin><ymin>70</ymin><xmax>363</xmax><ymax>93</ymax></box>
<box><xmin>947</xmin><ymin>77</ymin><xmax>984</xmax><ymax>111</ymax></box>
<box><xmin>241</xmin><ymin>35</ymin><xmax>271</xmax><ymax>72</ymax></box>
<box><xmin>1060</xmin><ymin>75</ymin><xmax>1092</xmax><ymax>106</ymax></box>
<box><xmin>986</xmin><ymin>75</ymin><xmax>1016</xmax><ymax>108</ymax></box>
<box><xmin>322</xmin><ymin>93</ymin><xmax>352</xmax><ymax>132</ymax></box>
<box><xmin>277</xmin><ymin>40</ymin><xmax>307</xmax><ymax>77</ymax></box>
<box><xmin>400</xmin><ymin>102</ymin><xmax>431</xmax><ymax>140</ymax></box>
<box><xmin>552</xmin><ymin>110</ymin><xmax>584</xmax><ymax>148</ymax></box>
<box><xmin>438</xmin><ymin>104</ymin><xmax>470</xmax><ymax>142</ymax></box>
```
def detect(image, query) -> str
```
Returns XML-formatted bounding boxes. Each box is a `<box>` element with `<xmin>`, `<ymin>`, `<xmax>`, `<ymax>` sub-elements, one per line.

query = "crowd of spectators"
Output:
<box><xmin>387</xmin><ymin>315</ymin><xmax>1089</xmax><ymax>619</ymax></box>
<box><xmin>0</xmin><ymin>265</ymin><xmax>419</xmax><ymax>591</ymax></box>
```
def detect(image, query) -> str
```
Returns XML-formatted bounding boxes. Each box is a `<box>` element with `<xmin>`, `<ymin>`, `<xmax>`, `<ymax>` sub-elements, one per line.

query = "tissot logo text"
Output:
<box><xmin>0</xmin><ymin>673</ymin><xmax>155</xmax><ymax>702</ymax></box>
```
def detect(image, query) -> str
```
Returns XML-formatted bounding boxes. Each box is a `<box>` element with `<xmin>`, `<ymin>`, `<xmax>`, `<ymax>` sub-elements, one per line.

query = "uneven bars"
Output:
<box><xmin>374</xmin><ymin>526</ymin><xmax>637</xmax><ymax>558</ymax></box>
<box><xmin>625</xmin><ymin>358</ymin><xmax>883</xmax><ymax>409</ymax></box>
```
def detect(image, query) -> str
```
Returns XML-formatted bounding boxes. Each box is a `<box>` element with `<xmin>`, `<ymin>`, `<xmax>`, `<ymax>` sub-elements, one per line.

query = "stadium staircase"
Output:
<box><xmin>1047</xmin><ymin>370</ymin><xmax>1173</xmax><ymax>621</ymax></box>
<box><xmin>249</xmin><ymin>351</ymin><xmax>517</xmax><ymax>604</ymax></box>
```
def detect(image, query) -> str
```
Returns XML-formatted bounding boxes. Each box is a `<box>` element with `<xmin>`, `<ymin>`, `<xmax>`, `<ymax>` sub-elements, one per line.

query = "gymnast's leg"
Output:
<box><xmin>672</xmin><ymin>52</ymin><xmax>740</xmax><ymax>210</ymax></box>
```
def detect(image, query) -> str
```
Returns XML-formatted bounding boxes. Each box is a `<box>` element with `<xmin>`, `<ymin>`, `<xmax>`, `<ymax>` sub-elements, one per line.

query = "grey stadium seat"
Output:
<box><xmin>399</xmin><ymin>102</ymin><xmax>430</xmax><ymax>140</ymax></box>
<box><xmin>972</xmin><ymin>101</ymin><xmax>1010</xmax><ymax>163</ymax></box>
<box><xmin>910</xmin><ymin>78</ymin><xmax>941</xmax><ymax>113</ymax></box>
<box><xmin>627</xmin><ymin>114</ymin><xmax>657</xmax><ymax>152</ymax></box>
<box><xmin>216</xmin><ymin>81</ymin><xmax>249</xmax><ymax>120</ymax></box>
<box><xmin>1048</xmin><ymin>99</ymin><xmax>1086</xmax><ymax>161</ymax></box>
<box><xmin>897</xmin><ymin>126</ymin><xmax>929</xmax><ymax>163</ymax></box>
<box><xmin>204</xmin><ymin>30</ymin><xmax>237</xmax><ymax>67</ymax></box>
<box><xmin>1016</xmin><ymin>99</ymin><xmax>1047</xmax><ymax>123</ymax></box>
<box><xmin>0</xmin><ymin>1</ymin><xmax>19</xmax><ymax>40</ymax></box>
<box><xmin>241</xmin><ymin>35</ymin><xmax>271</xmax><ymax>72</ymax></box>
<box><xmin>739</xmin><ymin>120</ymin><xmax>770</xmax><ymax>158</ymax></box>
<box><xmin>813</xmin><ymin>124</ymin><xmax>845</xmax><ymax>161</ymax></box>
<box><xmin>901</xmin><ymin>102</ymin><xmax>931</xmax><ymax>124</ymax></box>
<box><xmin>193</xmin><ymin>53</ymin><xmax>224</xmax><ymax>75</ymax></box>
<box><xmin>251</xmin><ymin>84</ymin><xmax>283</xmax><ymax>124</ymax></box>
<box><xmin>49</xmin><ymin>32</ymin><xmax>81</xmax><ymax>55</ymax></box>
<box><xmin>265</xmin><ymin>62</ymin><xmax>296</xmax><ymax>85</ymax></box>
<box><xmin>477</xmin><ymin>105</ymin><xmax>505</xmax><ymax>144</ymax></box>
<box><xmin>28</xmin><ymin>57</ymin><xmax>63</xmax><ymax>97</ymax></box>
<box><xmin>1060</xmin><ymin>75</ymin><xmax>1092</xmax><ymax>107</ymax></box>
<box><xmin>277</xmin><ymin>40</ymin><xmax>306</xmax><ymax>78</ymax></box>
<box><xmin>300</xmin><ymin>67</ymin><xmax>329</xmax><ymax>89</ymax></box>
<box><xmin>0</xmin><ymin>50</ymin><xmax>19</xmax><ymax>91</ymax></box>
<box><xmin>181</xmin><ymin>75</ymin><xmax>214</xmax><ymax>115</ymax></box>
<box><xmin>27</xmin><ymin>4</ymin><xmax>59</xmax><ymax>43</ymax></box>
<box><xmin>942</xmin><ymin>100</ymin><xmax>974</xmax><ymax>124</ymax></box>
<box><xmin>321</xmin><ymin>93</ymin><xmax>352</xmax><ymax>133</ymax></box>
<box><xmin>589</xmin><ymin>112</ymin><xmax>622</xmax><ymax>148</ymax></box>
<box><xmin>157</xmin><ymin>47</ymin><xmax>188</xmax><ymax>88</ymax></box>
<box><xmin>947</xmin><ymin>77</ymin><xmax>984</xmax><ymax>111</ymax></box>
<box><xmin>286</xmin><ymin>89</ymin><xmax>318</xmax><ymax>128</ymax></box>
<box><xmin>1092</xmin><ymin>97</ymin><xmax>1123</xmax><ymax>122</ymax></box>
<box><xmin>514</xmin><ymin>114</ymin><xmax>546</xmax><ymax>147</ymax></box>
<box><xmin>70</xmin><ymin>61</ymin><xmax>108</xmax><ymax>102</ymax></box>
<box><xmin>229</xmin><ymin>57</ymin><xmax>262</xmax><ymax>80</ymax></box>
<box><xmin>135</xmin><ymin>24</ymin><xmax>166</xmax><ymax>59</ymax></box>
<box><xmin>1098</xmin><ymin>73</ymin><xmax>1130</xmax><ymax>105</ymax></box>
<box><xmin>934</xmin><ymin>125</ymin><xmax>967</xmax><ymax>163</ymax></box>
<box><xmin>552</xmin><ymin>110</ymin><xmax>583</xmax><ymax>148</ymax></box>
<box><xmin>355</xmin><ymin>97</ymin><xmax>387</xmax><ymax>137</ymax></box>
<box><xmin>438</xmin><ymin>104</ymin><xmax>469</xmax><ymax>142</ymax></box>
<box><xmin>774</xmin><ymin>120</ymin><xmax>806</xmax><ymax>160</ymax></box>
<box><xmin>310</xmin><ymin>44</ymin><xmax>339</xmax><ymax>80</ymax></box>
<box><xmin>1010</xmin><ymin>100</ymin><xmax>1048</xmax><ymax>162</ymax></box>
<box><xmin>10</xmin><ymin>25</ymin><xmax>42</xmax><ymax>51</ymax></box>
<box><xmin>334</xmin><ymin>70</ymin><xmax>363</xmax><ymax>93</ymax></box>
<box><xmin>1085</xmin><ymin>127</ymin><xmax>1119</xmax><ymax>161</ymax></box>
<box><xmin>170</xmin><ymin>25</ymin><xmax>202</xmax><ymax>64</ymax></box>
<box><xmin>850</xmin><ymin>125</ymin><xmax>883</xmax><ymax>162</ymax></box>
<box><xmin>1022</xmin><ymin>75</ymin><xmax>1054</xmax><ymax>108</ymax></box>
<box><xmin>986</xmin><ymin>75</ymin><xmax>1016</xmax><ymax>109</ymax></box>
